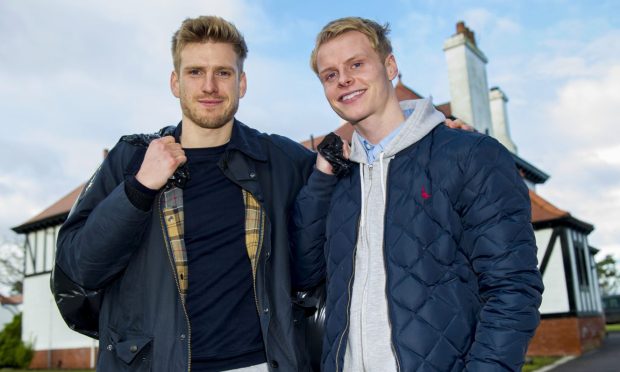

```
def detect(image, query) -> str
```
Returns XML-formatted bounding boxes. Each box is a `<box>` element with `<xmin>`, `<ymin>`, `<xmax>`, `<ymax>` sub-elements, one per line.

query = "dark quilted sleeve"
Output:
<box><xmin>290</xmin><ymin>169</ymin><xmax>338</xmax><ymax>290</ymax></box>
<box><xmin>459</xmin><ymin>137</ymin><xmax>544</xmax><ymax>371</ymax></box>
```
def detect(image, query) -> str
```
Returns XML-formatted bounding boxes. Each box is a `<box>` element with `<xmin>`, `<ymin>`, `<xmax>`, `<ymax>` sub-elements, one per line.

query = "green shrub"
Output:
<box><xmin>0</xmin><ymin>313</ymin><xmax>34</xmax><ymax>368</ymax></box>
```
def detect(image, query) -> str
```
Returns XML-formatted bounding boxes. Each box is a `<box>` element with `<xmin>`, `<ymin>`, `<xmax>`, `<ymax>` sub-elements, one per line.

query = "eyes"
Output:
<box><xmin>322</xmin><ymin>61</ymin><xmax>364</xmax><ymax>83</ymax></box>
<box><xmin>215</xmin><ymin>70</ymin><xmax>232</xmax><ymax>77</ymax></box>
<box><xmin>186</xmin><ymin>68</ymin><xmax>234</xmax><ymax>78</ymax></box>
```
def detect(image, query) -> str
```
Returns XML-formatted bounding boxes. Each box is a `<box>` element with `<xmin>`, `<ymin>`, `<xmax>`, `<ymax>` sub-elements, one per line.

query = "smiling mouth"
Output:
<box><xmin>339</xmin><ymin>90</ymin><xmax>365</xmax><ymax>102</ymax></box>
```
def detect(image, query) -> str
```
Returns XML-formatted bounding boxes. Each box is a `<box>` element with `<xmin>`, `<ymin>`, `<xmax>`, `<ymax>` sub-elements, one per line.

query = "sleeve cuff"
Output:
<box><xmin>306</xmin><ymin>168</ymin><xmax>339</xmax><ymax>198</ymax></box>
<box><xmin>124</xmin><ymin>176</ymin><xmax>158</xmax><ymax>211</ymax></box>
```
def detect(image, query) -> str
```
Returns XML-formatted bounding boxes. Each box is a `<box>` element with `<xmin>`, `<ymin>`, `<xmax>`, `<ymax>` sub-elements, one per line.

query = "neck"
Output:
<box><xmin>180</xmin><ymin>118</ymin><xmax>234</xmax><ymax>148</ymax></box>
<box><xmin>354</xmin><ymin>96</ymin><xmax>404</xmax><ymax>144</ymax></box>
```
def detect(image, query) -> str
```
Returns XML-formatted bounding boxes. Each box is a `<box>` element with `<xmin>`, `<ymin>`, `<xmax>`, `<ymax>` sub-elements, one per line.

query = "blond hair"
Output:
<box><xmin>310</xmin><ymin>17</ymin><xmax>392</xmax><ymax>74</ymax></box>
<box><xmin>171</xmin><ymin>15</ymin><xmax>248</xmax><ymax>72</ymax></box>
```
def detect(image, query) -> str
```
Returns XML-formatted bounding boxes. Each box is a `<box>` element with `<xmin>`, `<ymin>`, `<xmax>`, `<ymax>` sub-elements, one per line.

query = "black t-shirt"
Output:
<box><xmin>183</xmin><ymin>144</ymin><xmax>265</xmax><ymax>371</ymax></box>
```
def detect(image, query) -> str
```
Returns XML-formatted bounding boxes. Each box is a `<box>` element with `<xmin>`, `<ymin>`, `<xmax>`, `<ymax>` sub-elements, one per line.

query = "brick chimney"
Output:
<box><xmin>443</xmin><ymin>21</ymin><xmax>493</xmax><ymax>135</ymax></box>
<box><xmin>456</xmin><ymin>21</ymin><xmax>477</xmax><ymax>46</ymax></box>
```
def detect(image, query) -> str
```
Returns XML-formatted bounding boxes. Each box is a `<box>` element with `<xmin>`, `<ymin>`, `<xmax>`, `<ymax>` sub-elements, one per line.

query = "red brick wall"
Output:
<box><xmin>29</xmin><ymin>347</ymin><xmax>97</xmax><ymax>369</ymax></box>
<box><xmin>527</xmin><ymin>315</ymin><xmax>605</xmax><ymax>356</ymax></box>
<box><xmin>578</xmin><ymin>316</ymin><xmax>606</xmax><ymax>353</ymax></box>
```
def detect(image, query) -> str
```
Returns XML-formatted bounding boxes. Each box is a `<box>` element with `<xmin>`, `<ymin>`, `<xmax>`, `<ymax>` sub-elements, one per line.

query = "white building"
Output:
<box><xmin>12</xmin><ymin>185</ymin><xmax>97</xmax><ymax>369</ymax></box>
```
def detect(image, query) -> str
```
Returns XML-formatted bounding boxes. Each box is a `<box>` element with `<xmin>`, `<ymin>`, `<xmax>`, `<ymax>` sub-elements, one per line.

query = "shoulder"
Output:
<box><xmin>428</xmin><ymin>125</ymin><xmax>511</xmax><ymax>161</ymax></box>
<box><xmin>263</xmin><ymin>133</ymin><xmax>313</xmax><ymax>158</ymax></box>
<box><xmin>119</xmin><ymin>125</ymin><xmax>176</xmax><ymax>147</ymax></box>
<box><xmin>431</xmin><ymin>125</ymin><xmax>486</xmax><ymax>150</ymax></box>
<box><xmin>235</xmin><ymin>120</ymin><xmax>314</xmax><ymax>163</ymax></box>
<box><xmin>106</xmin><ymin>124</ymin><xmax>175</xmax><ymax>173</ymax></box>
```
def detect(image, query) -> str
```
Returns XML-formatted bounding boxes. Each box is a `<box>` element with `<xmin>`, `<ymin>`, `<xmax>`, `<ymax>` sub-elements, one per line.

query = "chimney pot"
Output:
<box><xmin>469</xmin><ymin>30</ymin><xmax>476</xmax><ymax>45</ymax></box>
<box><xmin>103</xmin><ymin>148</ymin><xmax>109</xmax><ymax>159</ymax></box>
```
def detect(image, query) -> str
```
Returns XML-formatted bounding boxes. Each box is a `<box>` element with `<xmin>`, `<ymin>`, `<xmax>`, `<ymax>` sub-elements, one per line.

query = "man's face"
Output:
<box><xmin>316</xmin><ymin>31</ymin><xmax>397</xmax><ymax>126</ymax></box>
<box><xmin>171</xmin><ymin>42</ymin><xmax>246</xmax><ymax>130</ymax></box>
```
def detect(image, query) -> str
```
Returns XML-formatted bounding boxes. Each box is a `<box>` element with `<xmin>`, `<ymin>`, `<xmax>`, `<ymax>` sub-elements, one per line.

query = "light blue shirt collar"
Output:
<box><xmin>360</xmin><ymin>108</ymin><xmax>414</xmax><ymax>164</ymax></box>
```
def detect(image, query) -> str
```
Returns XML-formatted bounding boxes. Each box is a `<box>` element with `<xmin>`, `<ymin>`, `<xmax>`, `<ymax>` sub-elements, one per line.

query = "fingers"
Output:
<box><xmin>315</xmin><ymin>153</ymin><xmax>334</xmax><ymax>175</ymax></box>
<box><xmin>159</xmin><ymin>135</ymin><xmax>176</xmax><ymax>144</ymax></box>
<box><xmin>342</xmin><ymin>141</ymin><xmax>351</xmax><ymax>160</ymax></box>
<box><xmin>444</xmin><ymin>118</ymin><xmax>458</xmax><ymax>128</ymax></box>
<box><xmin>155</xmin><ymin>137</ymin><xmax>185</xmax><ymax>165</ymax></box>
<box><xmin>445</xmin><ymin>118</ymin><xmax>475</xmax><ymax>132</ymax></box>
<box><xmin>136</xmin><ymin>136</ymin><xmax>186</xmax><ymax>190</ymax></box>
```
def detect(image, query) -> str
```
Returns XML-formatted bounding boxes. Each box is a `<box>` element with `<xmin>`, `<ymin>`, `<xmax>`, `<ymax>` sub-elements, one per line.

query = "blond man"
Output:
<box><xmin>292</xmin><ymin>17</ymin><xmax>543</xmax><ymax>372</ymax></box>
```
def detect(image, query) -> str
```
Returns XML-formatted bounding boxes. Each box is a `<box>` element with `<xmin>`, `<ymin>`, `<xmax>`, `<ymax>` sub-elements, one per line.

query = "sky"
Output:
<box><xmin>1</xmin><ymin>0</ymin><xmax>619</xmax><ymax>264</ymax></box>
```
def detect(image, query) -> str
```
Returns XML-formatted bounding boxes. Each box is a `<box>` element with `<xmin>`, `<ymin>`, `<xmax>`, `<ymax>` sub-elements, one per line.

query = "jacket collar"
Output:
<box><xmin>169</xmin><ymin>119</ymin><xmax>267</xmax><ymax>162</ymax></box>
<box><xmin>227</xmin><ymin>119</ymin><xmax>267</xmax><ymax>162</ymax></box>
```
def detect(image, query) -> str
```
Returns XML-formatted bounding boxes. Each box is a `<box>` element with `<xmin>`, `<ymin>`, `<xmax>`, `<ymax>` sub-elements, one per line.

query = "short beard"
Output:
<box><xmin>181</xmin><ymin>98</ymin><xmax>239</xmax><ymax>129</ymax></box>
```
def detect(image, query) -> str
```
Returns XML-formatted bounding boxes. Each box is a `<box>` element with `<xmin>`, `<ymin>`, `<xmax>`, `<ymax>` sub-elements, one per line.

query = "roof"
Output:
<box><xmin>530</xmin><ymin>190</ymin><xmax>569</xmax><ymax>222</ymax></box>
<box><xmin>395</xmin><ymin>76</ymin><xmax>424</xmax><ymax>101</ymax></box>
<box><xmin>12</xmin><ymin>184</ymin><xmax>84</xmax><ymax>234</ymax></box>
<box><xmin>530</xmin><ymin>190</ymin><xmax>594</xmax><ymax>233</ymax></box>
<box><xmin>0</xmin><ymin>294</ymin><xmax>23</xmax><ymax>305</ymax></box>
<box><xmin>512</xmin><ymin>155</ymin><xmax>549</xmax><ymax>184</ymax></box>
<box><xmin>435</xmin><ymin>102</ymin><xmax>452</xmax><ymax>118</ymax></box>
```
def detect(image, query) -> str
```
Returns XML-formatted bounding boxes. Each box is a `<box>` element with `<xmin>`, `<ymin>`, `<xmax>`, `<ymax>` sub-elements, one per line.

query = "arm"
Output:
<box><xmin>55</xmin><ymin>143</ymin><xmax>152</xmax><ymax>290</ymax></box>
<box><xmin>459</xmin><ymin>137</ymin><xmax>544</xmax><ymax>371</ymax></box>
<box><xmin>56</xmin><ymin>136</ymin><xmax>185</xmax><ymax>290</ymax></box>
<box><xmin>290</xmin><ymin>164</ymin><xmax>338</xmax><ymax>291</ymax></box>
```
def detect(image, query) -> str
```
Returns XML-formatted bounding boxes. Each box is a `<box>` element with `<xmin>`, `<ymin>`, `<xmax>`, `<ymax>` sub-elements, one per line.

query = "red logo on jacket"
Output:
<box><xmin>421</xmin><ymin>186</ymin><xmax>431</xmax><ymax>200</ymax></box>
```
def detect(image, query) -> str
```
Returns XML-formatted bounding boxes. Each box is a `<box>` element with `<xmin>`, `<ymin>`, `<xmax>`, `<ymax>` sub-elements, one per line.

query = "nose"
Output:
<box><xmin>202</xmin><ymin>73</ymin><xmax>217</xmax><ymax>94</ymax></box>
<box><xmin>338</xmin><ymin>70</ymin><xmax>353</xmax><ymax>87</ymax></box>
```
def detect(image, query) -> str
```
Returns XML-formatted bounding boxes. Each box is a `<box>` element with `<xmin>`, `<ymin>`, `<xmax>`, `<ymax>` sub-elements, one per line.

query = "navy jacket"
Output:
<box><xmin>291</xmin><ymin>125</ymin><xmax>544</xmax><ymax>371</ymax></box>
<box><xmin>55</xmin><ymin>120</ymin><xmax>316</xmax><ymax>371</ymax></box>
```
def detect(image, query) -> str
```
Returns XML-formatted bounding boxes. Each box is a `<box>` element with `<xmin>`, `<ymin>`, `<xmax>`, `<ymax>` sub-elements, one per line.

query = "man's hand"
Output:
<box><xmin>445</xmin><ymin>117</ymin><xmax>475</xmax><ymax>131</ymax></box>
<box><xmin>316</xmin><ymin>139</ymin><xmax>350</xmax><ymax>175</ymax></box>
<box><xmin>136</xmin><ymin>136</ymin><xmax>186</xmax><ymax>190</ymax></box>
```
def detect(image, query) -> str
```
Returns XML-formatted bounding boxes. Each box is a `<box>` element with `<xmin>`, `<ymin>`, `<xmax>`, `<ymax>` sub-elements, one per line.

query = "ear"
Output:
<box><xmin>384</xmin><ymin>54</ymin><xmax>399</xmax><ymax>81</ymax></box>
<box><xmin>239</xmin><ymin>71</ymin><xmax>247</xmax><ymax>98</ymax></box>
<box><xmin>170</xmin><ymin>70</ymin><xmax>180</xmax><ymax>98</ymax></box>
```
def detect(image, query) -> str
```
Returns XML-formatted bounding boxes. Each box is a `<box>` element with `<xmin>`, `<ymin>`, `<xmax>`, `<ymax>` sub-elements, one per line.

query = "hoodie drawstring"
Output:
<box><xmin>359</xmin><ymin>163</ymin><xmax>365</xmax><ymax>230</ymax></box>
<box><xmin>360</xmin><ymin>154</ymin><xmax>387</xmax><ymax>231</ymax></box>
<box><xmin>379</xmin><ymin>152</ymin><xmax>386</xmax><ymax>204</ymax></box>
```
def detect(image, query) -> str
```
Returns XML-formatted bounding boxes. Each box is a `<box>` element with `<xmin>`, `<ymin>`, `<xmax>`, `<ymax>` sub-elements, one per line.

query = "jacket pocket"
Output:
<box><xmin>100</xmin><ymin>327</ymin><xmax>153</xmax><ymax>371</ymax></box>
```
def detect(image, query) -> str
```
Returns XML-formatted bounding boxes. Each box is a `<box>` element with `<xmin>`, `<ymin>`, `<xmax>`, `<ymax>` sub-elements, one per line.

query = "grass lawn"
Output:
<box><xmin>606</xmin><ymin>323</ymin><xmax>620</xmax><ymax>332</ymax></box>
<box><xmin>521</xmin><ymin>356</ymin><xmax>562</xmax><ymax>372</ymax></box>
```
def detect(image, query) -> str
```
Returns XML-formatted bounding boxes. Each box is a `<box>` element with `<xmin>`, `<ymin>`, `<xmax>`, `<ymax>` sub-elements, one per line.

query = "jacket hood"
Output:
<box><xmin>349</xmin><ymin>98</ymin><xmax>445</xmax><ymax>164</ymax></box>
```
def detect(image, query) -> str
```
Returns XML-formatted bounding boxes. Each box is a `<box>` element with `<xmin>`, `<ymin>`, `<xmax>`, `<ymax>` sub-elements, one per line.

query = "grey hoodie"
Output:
<box><xmin>343</xmin><ymin>98</ymin><xmax>445</xmax><ymax>371</ymax></box>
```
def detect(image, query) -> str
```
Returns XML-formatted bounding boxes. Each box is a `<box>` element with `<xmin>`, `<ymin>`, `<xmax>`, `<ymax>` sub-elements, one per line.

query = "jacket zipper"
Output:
<box><xmin>335</xmin><ymin>218</ymin><xmax>360</xmax><ymax>372</ymax></box>
<box><xmin>158</xmin><ymin>191</ymin><xmax>192</xmax><ymax>371</ymax></box>
<box><xmin>382</xmin><ymin>162</ymin><xmax>402</xmax><ymax>371</ymax></box>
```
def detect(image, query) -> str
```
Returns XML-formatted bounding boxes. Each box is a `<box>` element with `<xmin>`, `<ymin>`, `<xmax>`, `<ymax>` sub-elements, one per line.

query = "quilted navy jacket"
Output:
<box><xmin>291</xmin><ymin>125</ymin><xmax>544</xmax><ymax>371</ymax></box>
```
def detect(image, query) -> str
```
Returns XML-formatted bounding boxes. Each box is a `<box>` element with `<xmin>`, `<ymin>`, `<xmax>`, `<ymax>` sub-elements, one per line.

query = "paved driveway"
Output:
<box><xmin>548</xmin><ymin>331</ymin><xmax>620</xmax><ymax>372</ymax></box>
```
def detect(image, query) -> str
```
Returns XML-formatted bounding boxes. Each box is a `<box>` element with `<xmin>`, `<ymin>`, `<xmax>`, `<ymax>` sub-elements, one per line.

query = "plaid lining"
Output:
<box><xmin>243</xmin><ymin>189</ymin><xmax>265</xmax><ymax>279</ymax></box>
<box><xmin>162</xmin><ymin>187</ymin><xmax>188</xmax><ymax>302</ymax></box>
<box><xmin>161</xmin><ymin>187</ymin><xmax>265</xmax><ymax>302</ymax></box>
